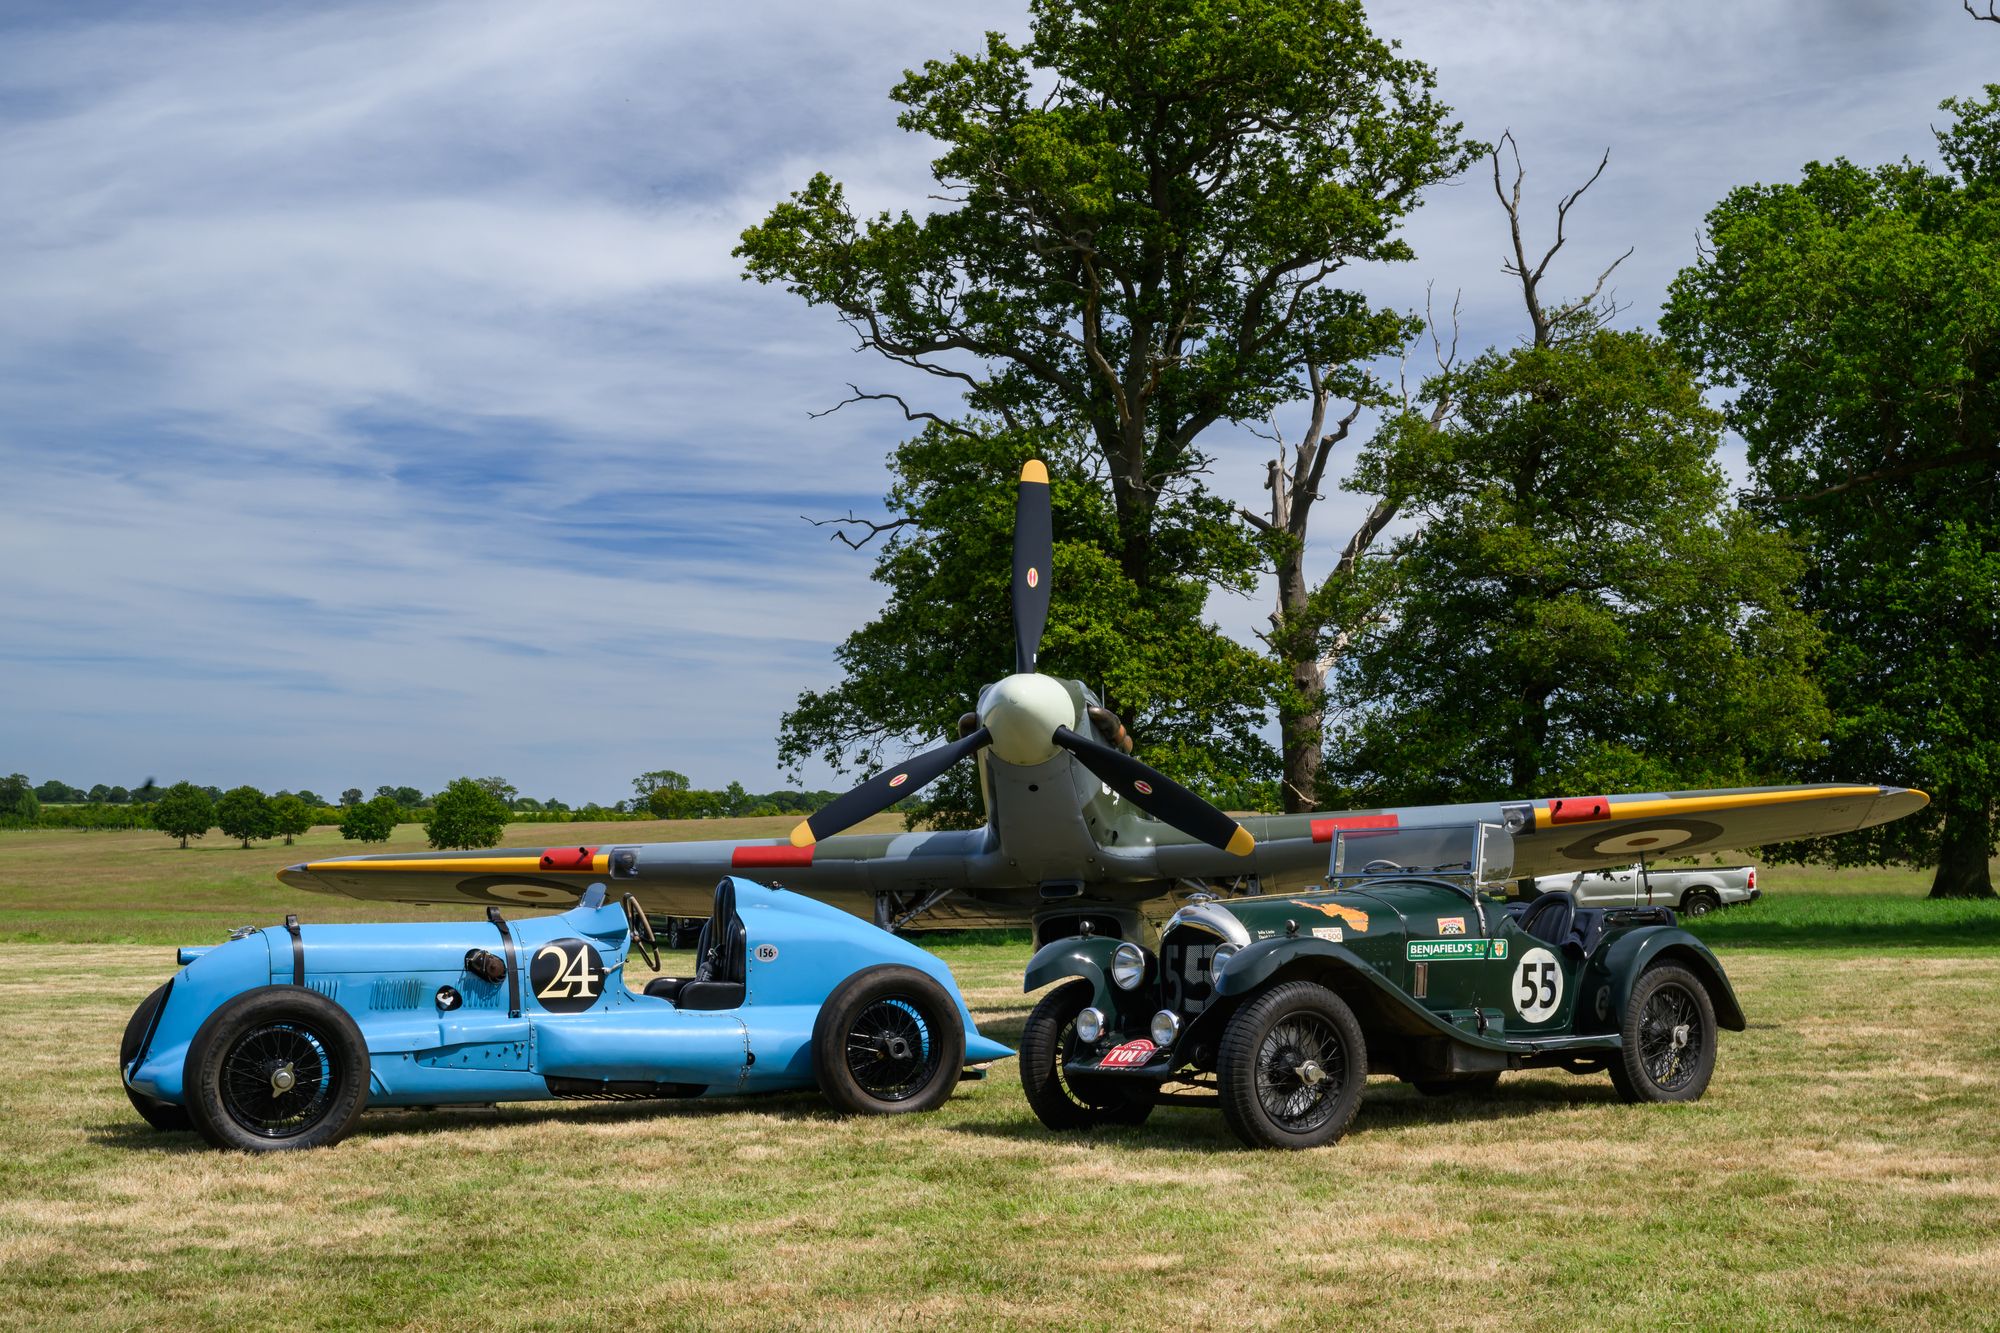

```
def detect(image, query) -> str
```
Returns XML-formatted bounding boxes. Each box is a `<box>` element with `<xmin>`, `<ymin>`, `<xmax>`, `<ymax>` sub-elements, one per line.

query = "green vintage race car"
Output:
<box><xmin>1018</xmin><ymin>823</ymin><xmax>1744</xmax><ymax>1149</ymax></box>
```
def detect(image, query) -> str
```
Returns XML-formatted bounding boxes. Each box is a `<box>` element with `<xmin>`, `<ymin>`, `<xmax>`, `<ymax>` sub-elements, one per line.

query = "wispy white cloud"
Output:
<box><xmin>0</xmin><ymin>0</ymin><xmax>1992</xmax><ymax>799</ymax></box>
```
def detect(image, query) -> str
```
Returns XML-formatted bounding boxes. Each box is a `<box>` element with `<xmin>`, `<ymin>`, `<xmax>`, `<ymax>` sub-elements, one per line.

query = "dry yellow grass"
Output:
<box><xmin>2</xmin><ymin>943</ymin><xmax>1998</xmax><ymax>1330</ymax></box>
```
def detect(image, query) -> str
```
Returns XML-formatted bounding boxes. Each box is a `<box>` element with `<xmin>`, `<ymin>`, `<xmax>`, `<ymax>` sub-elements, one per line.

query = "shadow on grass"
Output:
<box><xmin>1690</xmin><ymin>918</ymin><xmax>2000</xmax><ymax>950</ymax></box>
<box><xmin>949</xmin><ymin>1076</ymin><xmax>1623</xmax><ymax>1153</ymax></box>
<box><xmin>90</xmin><ymin>1090</ymin><xmax>839</xmax><ymax>1152</ymax></box>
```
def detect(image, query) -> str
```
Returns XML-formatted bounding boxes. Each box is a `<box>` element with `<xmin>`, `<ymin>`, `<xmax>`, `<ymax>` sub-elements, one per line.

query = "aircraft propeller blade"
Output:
<box><xmin>789</xmin><ymin>727</ymin><xmax>993</xmax><ymax>847</ymax></box>
<box><xmin>1012</xmin><ymin>459</ymin><xmax>1053</xmax><ymax>674</ymax></box>
<box><xmin>1051</xmin><ymin>726</ymin><xmax>1254</xmax><ymax>856</ymax></box>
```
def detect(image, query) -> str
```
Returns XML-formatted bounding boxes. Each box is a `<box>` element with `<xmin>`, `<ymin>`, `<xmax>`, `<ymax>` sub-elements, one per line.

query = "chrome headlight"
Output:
<box><xmin>1210</xmin><ymin>943</ymin><xmax>1240</xmax><ymax>983</ymax></box>
<box><xmin>1074</xmin><ymin>1007</ymin><xmax>1105</xmax><ymax>1044</ymax></box>
<box><xmin>1149</xmin><ymin>1009</ymin><xmax>1182</xmax><ymax>1047</ymax></box>
<box><xmin>1110</xmin><ymin>942</ymin><xmax>1148</xmax><ymax>990</ymax></box>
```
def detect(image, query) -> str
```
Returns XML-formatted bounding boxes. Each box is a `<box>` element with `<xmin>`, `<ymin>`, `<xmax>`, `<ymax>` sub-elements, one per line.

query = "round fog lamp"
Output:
<box><xmin>1110</xmin><ymin>942</ymin><xmax>1147</xmax><ymax>990</ymax></box>
<box><xmin>1074</xmin><ymin>1007</ymin><xmax>1105</xmax><ymax>1044</ymax></box>
<box><xmin>1210</xmin><ymin>943</ymin><xmax>1240</xmax><ymax>982</ymax></box>
<box><xmin>1149</xmin><ymin>1009</ymin><xmax>1182</xmax><ymax>1047</ymax></box>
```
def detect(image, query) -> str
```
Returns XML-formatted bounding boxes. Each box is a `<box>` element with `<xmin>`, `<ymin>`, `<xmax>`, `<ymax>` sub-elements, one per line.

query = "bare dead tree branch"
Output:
<box><xmin>803</xmin><ymin>512</ymin><xmax>918</xmax><ymax>550</ymax></box>
<box><xmin>808</xmin><ymin>385</ymin><xmax>983</xmax><ymax>441</ymax></box>
<box><xmin>1967</xmin><ymin>0</ymin><xmax>1999</xmax><ymax>22</ymax></box>
<box><xmin>1491</xmin><ymin>131</ymin><xmax>1627</xmax><ymax>347</ymax></box>
<box><xmin>1764</xmin><ymin>447</ymin><xmax>2000</xmax><ymax>504</ymax></box>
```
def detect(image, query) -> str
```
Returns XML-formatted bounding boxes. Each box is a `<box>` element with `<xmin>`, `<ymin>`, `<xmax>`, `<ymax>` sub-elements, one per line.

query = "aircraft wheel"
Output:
<box><xmin>813</xmin><ymin>966</ymin><xmax>965</xmax><ymax>1115</ymax></box>
<box><xmin>1610</xmin><ymin>963</ymin><xmax>1717</xmax><ymax>1103</ymax></box>
<box><xmin>120</xmin><ymin>984</ymin><xmax>192</xmax><ymax>1132</ymax></box>
<box><xmin>1019</xmin><ymin>980</ymin><xmax>1154</xmax><ymax>1130</ymax></box>
<box><xmin>1217</xmin><ymin>981</ymin><xmax>1366</xmax><ymax>1150</ymax></box>
<box><xmin>184</xmin><ymin>987</ymin><xmax>369</xmax><ymax>1151</ymax></box>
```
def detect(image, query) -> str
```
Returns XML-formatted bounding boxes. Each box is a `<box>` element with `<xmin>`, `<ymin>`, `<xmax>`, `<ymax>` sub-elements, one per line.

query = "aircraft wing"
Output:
<box><xmin>277</xmin><ymin>826</ymin><xmax>992</xmax><ymax>920</ymax></box>
<box><xmin>1150</xmin><ymin>782</ymin><xmax>1930</xmax><ymax>888</ymax></box>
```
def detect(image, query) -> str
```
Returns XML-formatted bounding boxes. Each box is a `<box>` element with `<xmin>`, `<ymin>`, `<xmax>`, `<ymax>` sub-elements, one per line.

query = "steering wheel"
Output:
<box><xmin>622</xmin><ymin>894</ymin><xmax>660</xmax><ymax>973</ymax></box>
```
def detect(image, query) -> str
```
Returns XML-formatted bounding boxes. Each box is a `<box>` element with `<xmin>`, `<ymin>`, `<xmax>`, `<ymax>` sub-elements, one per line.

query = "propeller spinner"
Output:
<box><xmin>788</xmin><ymin>460</ymin><xmax>1255</xmax><ymax>858</ymax></box>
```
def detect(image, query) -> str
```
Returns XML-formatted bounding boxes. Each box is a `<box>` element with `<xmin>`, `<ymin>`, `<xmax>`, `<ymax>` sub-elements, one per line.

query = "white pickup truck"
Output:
<box><xmin>1527</xmin><ymin>863</ymin><xmax>1759</xmax><ymax>917</ymax></box>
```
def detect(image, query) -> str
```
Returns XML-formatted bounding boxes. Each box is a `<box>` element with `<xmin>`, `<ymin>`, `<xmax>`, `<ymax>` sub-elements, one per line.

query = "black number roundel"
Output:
<box><xmin>529</xmin><ymin>938</ymin><xmax>606</xmax><ymax>1013</ymax></box>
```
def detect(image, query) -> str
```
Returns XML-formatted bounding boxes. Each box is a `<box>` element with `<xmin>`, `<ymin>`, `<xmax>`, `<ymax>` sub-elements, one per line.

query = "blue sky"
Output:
<box><xmin>1</xmin><ymin>1</ymin><xmax>1992</xmax><ymax>804</ymax></box>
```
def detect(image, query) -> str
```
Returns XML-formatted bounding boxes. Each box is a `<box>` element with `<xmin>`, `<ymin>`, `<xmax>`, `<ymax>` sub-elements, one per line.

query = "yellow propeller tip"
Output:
<box><xmin>1227</xmin><ymin>826</ymin><xmax>1255</xmax><ymax>857</ymax></box>
<box><xmin>788</xmin><ymin>823</ymin><xmax>816</xmax><ymax>848</ymax></box>
<box><xmin>1020</xmin><ymin>459</ymin><xmax>1048</xmax><ymax>485</ymax></box>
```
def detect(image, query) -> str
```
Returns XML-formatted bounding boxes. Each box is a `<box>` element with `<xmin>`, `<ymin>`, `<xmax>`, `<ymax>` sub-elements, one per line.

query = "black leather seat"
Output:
<box><xmin>643</xmin><ymin>879</ymin><xmax>746</xmax><ymax>1010</ymax></box>
<box><xmin>1519</xmin><ymin>889</ymin><xmax>1577</xmax><ymax>948</ymax></box>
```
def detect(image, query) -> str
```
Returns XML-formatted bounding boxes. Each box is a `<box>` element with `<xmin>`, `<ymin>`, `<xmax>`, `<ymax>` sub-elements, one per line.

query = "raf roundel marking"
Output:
<box><xmin>753</xmin><ymin>943</ymin><xmax>779</xmax><ymax>963</ymax></box>
<box><xmin>1559</xmin><ymin>818</ymin><xmax>1725</xmax><ymax>863</ymax></box>
<box><xmin>1512</xmin><ymin>946</ymin><xmax>1564</xmax><ymax>1023</ymax></box>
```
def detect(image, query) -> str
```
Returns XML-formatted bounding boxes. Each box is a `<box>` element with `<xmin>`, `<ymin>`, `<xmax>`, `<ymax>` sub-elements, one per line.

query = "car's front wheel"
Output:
<box><xmin>120</xmin><ymin>984</ymin><xmax>192</xmax><ymax>1132</ymax></box>
<box><xmin>812</xmin><ymin>966</ymin><xmax>966</xmax><ymax>1115</ymax></box>
<box><xmin>1610</xmin><ymin>963</ymin><xmax>1718</xmax><ymax>1103</ymax></box>
<box><xmin>1019</xmin><ymin>979</ymin><xmax>1154</xmax><ymax>1130</ymax></box>
<box><xmin>1217</xmin><ymin>981</ymin><xmax>1367</xmax><ymax>1150</ymax></box>
<box><xmin>184</xmin><ymin>986</ymin><xmax>370</xmax><ymax>1151</ymax></box>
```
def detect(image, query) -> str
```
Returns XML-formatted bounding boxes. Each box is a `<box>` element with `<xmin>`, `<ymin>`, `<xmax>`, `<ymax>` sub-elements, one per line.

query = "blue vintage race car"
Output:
<box><xmin>121</xmin><ymin>876</ymin><xmax>1011</xmax><ymax>1151</ymax></box>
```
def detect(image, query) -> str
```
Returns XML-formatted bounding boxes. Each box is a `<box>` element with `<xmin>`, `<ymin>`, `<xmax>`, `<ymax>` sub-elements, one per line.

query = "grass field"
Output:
<box><xmin>2</xmin><ymin>820</ymin><xmax>1998</xmax><ymax>1329</ymax></box>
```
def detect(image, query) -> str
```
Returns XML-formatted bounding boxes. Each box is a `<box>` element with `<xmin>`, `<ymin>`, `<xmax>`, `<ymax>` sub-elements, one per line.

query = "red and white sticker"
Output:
<box><xmin>888</xmin><ymin>772</ymin><xmax>908</xmax><ymax>788</ymax></box>
<box><xmin>1133</xmin><ymin>780</ymin><xmax>1153</xmax><ymax>796</ymax></box>
<box><xmin>1026</xmin><ymin>567</ymin><xmax>1040</xmax><ymax>588</ymax></box>
<box><xmin>1097</xmin><ymin>1039</ymin><xmax>1157</xmax><ymax>1068</ymax></box>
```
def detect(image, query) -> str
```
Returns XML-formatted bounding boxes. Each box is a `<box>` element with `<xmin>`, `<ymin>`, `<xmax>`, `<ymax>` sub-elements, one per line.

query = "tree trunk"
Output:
<box><xmin>1928</xmin><ymin>799</ymin><xmax>1997</xmax><ymax>898</ymax></box>
<box><xmin>179</xmin><ymin>835</ymin><xmax>189</xmax><ymax>849</ymax></box>
<box><xmin>1269</xmin><ymin>463</ymin><xmax>1322</xmax><ymax>813</ymax></box>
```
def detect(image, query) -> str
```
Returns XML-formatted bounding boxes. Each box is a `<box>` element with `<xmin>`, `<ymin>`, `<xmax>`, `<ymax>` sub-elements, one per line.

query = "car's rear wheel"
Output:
<box><xmin>1610</xmin><ymin>963</ymin><xmax>1718</xmax><ymax>1103</ymax></box>
<box><xmin>184</xmin><ymin>987</ymin><xmax>369</xmax><ymax>1151</ymax></box>
<box><xmin>120</xmin><ymin>984</ymin><xmax>192</xmax><ymax>1132</ymax></box>
<box><xmin>1680</xmin><ymin>890</ymin><xmax>1721</xmax><ymax>918</ymax></box>
<box><xmin>1217</xmin><ymin>982</ymin><xmax>1366</xmax><ymax>1150</ymax></box>
<box><xmin>813</xmin><ymin>965</ymin><xmax>965</xmax><ymax>1115</ymax></box>
<box><xmin>1019</xmin><ymin>979</ymin><xmax>1154</xmax><ymax>1130</ymax></box>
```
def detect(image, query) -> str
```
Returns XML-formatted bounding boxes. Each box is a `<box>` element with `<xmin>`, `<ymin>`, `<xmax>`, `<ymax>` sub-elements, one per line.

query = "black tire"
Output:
<box><xmin>1680</xmin><ymin>890</ymin><xmax>1721</xmax><ymax>918</ymax></box>
<box><xmin>184</xmin><ymin>987</ymin><xmax>370</xmax><ymax>1151</ymax></box>
<box><xmin>1413</xmin><ymin>1071</ymin><xmax>1501</xmax><ymax>1097</ymax></box>
<box><xmin>1217</xmin><ymin>981</ymin><xmax>1367</xmax><ymax>1150</ymax></box>
<box><xmin>1610</xmin><ymin>963</ymin><xmax>1718</xmax><ymax>1104</ymax></box>
<box><xmin>1018</xmin><ymin>979</ymin><xmax>1154</xmax><ymax>1130</ymax></box>
<box><xmin>812</xmin><ymin>965</ymin><xmax>966</xmax><ymax>1115</ymax></box>
<box><xmin>120</xmin><ymin>984</ymin><xmax>193</xmax><ymax>1132</ymax></box>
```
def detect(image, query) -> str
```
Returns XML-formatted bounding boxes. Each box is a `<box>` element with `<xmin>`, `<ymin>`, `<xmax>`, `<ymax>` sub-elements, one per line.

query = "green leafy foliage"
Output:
<box><xmin>424</xmin><ymin>778</ymin><xmax>510</xmax><ymax>850</ymax></box>
<box><xmin>1327</xmin><ymin>329</ymin><xmax>1826</xmax><ymax>806</ymax></box>
<box><xmin>213</xmin><ymin>785</ymin><xmax>275</xmax><ymax>849</ymax></box>
<box><xmin>270</xmin><ymin>794</ymin><xmax>314</xmax><ymax>846</ymax></box>
<box><xmin>0</xmin><ymin>774</ymin><xmax>39</xmax><ymax>828</ymax></box>
<box><xmin>150</xmin><ymin>782</ymin><xmax>214</xmax><ymax>848</ymax></box>
<box><xmin>1664</xmin><ymin>86</ymin><xmax>2000</xmax><ymax>896</ymax></box>
<box><xmin>338</xmin><ymin>795</ymin><xmax>400</xmax><ymax>844</ymax></box>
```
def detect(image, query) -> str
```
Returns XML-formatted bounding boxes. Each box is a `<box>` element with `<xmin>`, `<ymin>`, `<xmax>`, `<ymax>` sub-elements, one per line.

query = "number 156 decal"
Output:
<box><xmin>1512</xmin><ymin>947</ymin><xmax>1563</xmax><ymax>1022</ymax></box>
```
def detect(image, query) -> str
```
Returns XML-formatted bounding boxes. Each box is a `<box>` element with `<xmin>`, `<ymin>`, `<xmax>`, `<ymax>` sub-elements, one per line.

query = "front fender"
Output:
<box><xmin>1023</xmin><ymin>935</ymin><xmax>1126</xmax><ymax>1010</ymax></box>
<box><xmin>1589</xmin><ymin>926</ymin><xmax>1746</xmax><ymax>1033</ymax></box>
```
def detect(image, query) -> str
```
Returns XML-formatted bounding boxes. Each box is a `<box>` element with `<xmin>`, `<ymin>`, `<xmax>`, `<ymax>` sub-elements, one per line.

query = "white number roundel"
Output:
<box><xmin>1511</xmin><ymin>947</ymin><xmax>1564</xmax><ymax>1023</ymax></box>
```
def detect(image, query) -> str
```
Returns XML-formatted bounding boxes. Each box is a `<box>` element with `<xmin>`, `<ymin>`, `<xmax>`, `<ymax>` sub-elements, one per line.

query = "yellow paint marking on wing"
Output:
<box><xmin>1020</xmin><ymin>459</ymin><xmax>1049</xmax><ymax>485</ymax></box>
<box><xmin>1531</xmin><ymin>786</ymin><xmax>1888</xmax><ymax>832</ymax></box>
<box><xmin>298</xmin><ymin>855</ymin><xmax>607</xmax><ymax>876</ymax></box>
<box><xmin>1226</xmin><ymin>825</ymin><xmax>1255</xmax><ymax>857</ymax></box>
<box><xmin>789</xmin><ymin>821</ymin><xmax>816</xmax><ymax>848</ymax></box>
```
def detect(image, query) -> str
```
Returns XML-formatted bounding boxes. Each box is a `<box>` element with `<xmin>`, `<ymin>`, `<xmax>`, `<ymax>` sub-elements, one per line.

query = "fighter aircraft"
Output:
<box><xmin>279</xmin><ymin>460</ymin><xmax>1928</xmax><ymax>945</ymax></box>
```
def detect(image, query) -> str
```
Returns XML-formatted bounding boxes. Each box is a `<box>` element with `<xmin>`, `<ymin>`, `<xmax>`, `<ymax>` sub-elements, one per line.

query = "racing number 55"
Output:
<box><xmin>1511</xmin><ymin>947</ymin><xmax>1563</xmax><ymax>1023</ymax></box>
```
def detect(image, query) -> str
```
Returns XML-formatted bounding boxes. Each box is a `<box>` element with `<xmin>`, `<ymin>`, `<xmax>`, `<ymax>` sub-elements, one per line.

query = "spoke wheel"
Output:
<box><xmin>812</xmin><ymin>966</ymin><xmax>965</xmax><ymax>1116</ymax></box>
<box><xmin>844</xmin><ymin>998</ymin><xmax>940</xmax><ymax>1103</ymax></box>
<box><xmin>1612</xmin><ymin>963</ymin><xmax>1718</xmax><ymax>1104</ymax></box>
<box><xmin>185</xmin><ymin>986</ymin><xmax>369</xmax><ymax>1152</ymax></box>
<box><xmin>1217</xmin><ymin>981</ymin><xmax>1366</xmax><ymax>1150</ymax></box>
<box><xmin>219</xmin><ymin>1023</ymin><xmax>336</xmax><ymax>1138</ymax></box>
<box><xmin>1019</xmin><ymin>979</ymin><xmax>1153</xmax><ymax>1131</ymax></box>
